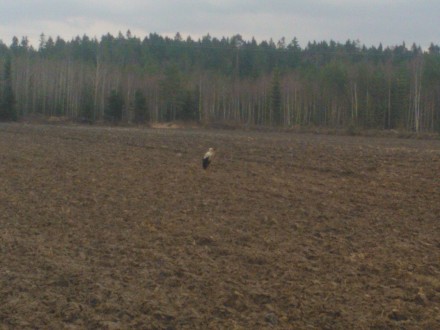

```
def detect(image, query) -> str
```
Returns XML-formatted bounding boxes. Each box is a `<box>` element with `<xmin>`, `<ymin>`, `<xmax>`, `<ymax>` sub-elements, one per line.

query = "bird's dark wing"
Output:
<box><xmin>202</xmin><ymin>157</ymin><xmax>210</xmax><ymax>169</ymax></box>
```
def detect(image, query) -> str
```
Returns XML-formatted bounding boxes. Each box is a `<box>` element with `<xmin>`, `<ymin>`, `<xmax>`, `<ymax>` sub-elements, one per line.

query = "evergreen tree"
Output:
<box><xmin>105</xmin><ymin>89</ymin><xmax>124</xmax><ymax>123</ymax></box>
<box><xmin>79</xmin><ymin>84</ymin><xmax>95</xmax><ymax>123</ymax></box>
<box><xmin>0</xmin><ymin>55</ymin><xmax>17</xmax><ymax>121</ymax></box>
<box><xmin>179</xmin><ymin>90</ymin><xmax>198</xmax><ymax>121</ymax></box>
<box><xmin>392</xmin><ymin>64</ymin><xmax>411</xmax><ymax>128</ymax></box>
<box><xmin>134</xmin><ymin>89</ymin><xmax>148</xmax><ymax>123</ymax></box>
<box><xmin>160</xmin><ymin>64</ymin><xmax>184</xmax><ymax>121</ymax></box>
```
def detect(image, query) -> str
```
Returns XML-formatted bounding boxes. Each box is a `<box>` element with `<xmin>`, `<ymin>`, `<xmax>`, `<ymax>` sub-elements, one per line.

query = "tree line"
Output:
<box><xmin>1</xmin><ymin>31</ymin><xmax>440</xmax><ymax>132</ymax></box>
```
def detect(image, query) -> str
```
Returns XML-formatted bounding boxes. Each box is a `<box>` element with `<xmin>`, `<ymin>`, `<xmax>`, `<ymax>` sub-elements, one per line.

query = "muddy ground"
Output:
<box><xmin>1</xmin><ymin>123</ymin><xmax>439</xmax><ymax>329</ymax></box>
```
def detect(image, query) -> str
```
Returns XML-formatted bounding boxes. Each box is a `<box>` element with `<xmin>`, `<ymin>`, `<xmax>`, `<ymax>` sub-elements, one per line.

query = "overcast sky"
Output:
<box><xmin>0</xmin><ymin>0</ymin><xmax>439</xmax><ymax>49</ymax></box>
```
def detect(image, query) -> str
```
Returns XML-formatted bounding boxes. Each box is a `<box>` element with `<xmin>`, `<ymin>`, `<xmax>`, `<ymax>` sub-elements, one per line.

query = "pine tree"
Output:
<box><xmin>134</xmin><ymin>89</ymin><xmax>148</xmax><ymax>123</ymax></box>
<box><xmin>0</xmin><ymin>55</ymin><xmax>17</xmax><ymax>121</ymax></box>
<box><xmin>80</xmin><ymin>84</ymin><xmax>95</xmax><ymax>123</ymax></box>
<box><xmin>105</xmin><ymin>89</ymin><xmax>124</xmax><ymax>123</ymax></box>
<box><xmin>160</xmin><ymin>64</ymin><xmax>184</xmax><ymax>121</ymax></box>
<box><xmin>179</xmin><ymin>90</ymin><xmax>198</xmax><ymax>121</ymax></box>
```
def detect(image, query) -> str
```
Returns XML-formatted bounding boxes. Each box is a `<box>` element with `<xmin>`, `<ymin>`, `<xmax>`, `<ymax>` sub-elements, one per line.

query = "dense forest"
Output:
<box><xmin>1</xmin><ymin>31</ymin><xmax>440</xmax><ymax>132</ymax></box>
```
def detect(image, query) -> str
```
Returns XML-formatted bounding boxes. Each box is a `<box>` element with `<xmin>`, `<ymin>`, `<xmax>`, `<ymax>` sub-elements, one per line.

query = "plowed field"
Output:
<box><xmin>1</xmin><ymin>123</ymin><xmax>440</xmax><ymax>329</ymax></box>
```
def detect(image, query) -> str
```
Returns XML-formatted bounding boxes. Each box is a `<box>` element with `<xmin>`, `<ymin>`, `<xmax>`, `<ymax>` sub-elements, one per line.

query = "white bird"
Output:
<box><xmin>202</xmin><ymin>147</ymin><xmax>216</xmax><ymax>169</ymax></box>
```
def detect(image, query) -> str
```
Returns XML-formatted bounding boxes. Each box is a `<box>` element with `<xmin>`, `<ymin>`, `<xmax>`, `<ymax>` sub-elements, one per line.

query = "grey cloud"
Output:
<box><xmin>0</xmin><ymin>0</ymin><xmax>439</xmax><ymax>48</ymax></box>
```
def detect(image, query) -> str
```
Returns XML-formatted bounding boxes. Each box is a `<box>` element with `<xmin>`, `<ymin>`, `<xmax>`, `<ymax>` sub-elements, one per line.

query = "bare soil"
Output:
<box><xmin>1</xmin><ymin>123</ymin><xmax>440</xmax><ymax>329</ymax></box>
